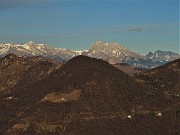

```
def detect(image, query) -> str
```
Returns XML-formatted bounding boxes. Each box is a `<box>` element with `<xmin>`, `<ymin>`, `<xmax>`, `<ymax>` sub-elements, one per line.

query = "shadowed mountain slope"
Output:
<box><xmin>134</xmin><ymin>58</ymin><xmax>180</xmax><ymax>94</ymax></box>
<box><xmin>0</xmin><ymin>55</ymin><xmax>179</xmax><ymax>135</ymax></box>
<box><xmin>0</xmin><ymin>54</ymin><xmax>63</xmax><ymax>92</ymax></box>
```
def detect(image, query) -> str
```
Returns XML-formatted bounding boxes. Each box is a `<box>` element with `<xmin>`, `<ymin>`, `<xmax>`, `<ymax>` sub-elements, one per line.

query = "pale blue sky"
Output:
<box><xmin>0</xmin><ymin>0</ymin><xmax>179</xmax><ymax>53</ymax></box>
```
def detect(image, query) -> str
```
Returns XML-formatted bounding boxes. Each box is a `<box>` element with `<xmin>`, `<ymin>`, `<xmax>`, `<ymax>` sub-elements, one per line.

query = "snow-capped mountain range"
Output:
<box><xmin>0</xmin><ymin>41</ymin><xmax>179</xmax><ymax>68</ymax></box>
<box><xmin>0</xmin><ymin>41</ymin><xmax>82</xmax><ymax>61</ymax></box>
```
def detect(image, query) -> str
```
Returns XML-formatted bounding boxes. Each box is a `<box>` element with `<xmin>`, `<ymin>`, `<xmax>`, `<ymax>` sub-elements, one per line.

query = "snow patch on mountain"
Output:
<box><xmin>0</xmin><ymin>41</ymin><xmax>179</xmax><ymax>69</ymax></box>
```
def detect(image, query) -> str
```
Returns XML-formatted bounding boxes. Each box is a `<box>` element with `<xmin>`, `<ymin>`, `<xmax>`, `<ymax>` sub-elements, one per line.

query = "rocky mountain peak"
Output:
<box><xmin>91</xmin><ymin>41</ymin><xmax>125</xmax><ymax>50</ymax></box>
<box><xmin>146</xmin><ymin>52</ymin><xmax>154</xmax><ymax>59</ymax></box>
<box><xmin>0</xmin><ymin>41</ymin><xmax>179</xmax><ymax>69</ymax></box>
<box><xmin>25</xmin><ymin>41</ymin><xmax>35</xmax><ymax>45</ymax></box>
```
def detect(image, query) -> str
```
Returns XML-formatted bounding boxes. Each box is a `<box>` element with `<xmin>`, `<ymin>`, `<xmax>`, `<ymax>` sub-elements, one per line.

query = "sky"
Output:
<box><xmin>0</xmin><ymin>0</ymin><xmax>179</xmax><ymax>54</ymax></box>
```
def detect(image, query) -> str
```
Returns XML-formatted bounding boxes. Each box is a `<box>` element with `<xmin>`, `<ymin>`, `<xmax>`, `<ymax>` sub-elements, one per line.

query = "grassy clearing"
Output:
<box><xmin>42</xmin><ymin>89</ymin><xmax>82</xmax><ymax>103</ymax></box>
<box><xmin>12</xmin><ymin>123</ymin><xmax>27</xmax><ymax>129</ymax></box>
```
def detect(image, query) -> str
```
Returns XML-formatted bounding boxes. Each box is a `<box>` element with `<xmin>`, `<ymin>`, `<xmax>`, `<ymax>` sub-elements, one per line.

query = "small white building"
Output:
<box><xmin>8</xmin><ymin>96</ymin><xmax>13</xmax><ymax>99</ymax></box>
<box><xmin>127</xmin><ymin>115</ymin><xmax>132</xmax><ymax>119</ymax></box>
<box><xmin>155</xmin><ymin>112</ymin><xmax>162</xmax><ymax>117</ymax></box>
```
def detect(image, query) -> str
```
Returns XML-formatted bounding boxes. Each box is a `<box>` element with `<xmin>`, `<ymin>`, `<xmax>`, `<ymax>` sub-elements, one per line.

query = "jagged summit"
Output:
<box><xmin>0</xmin><ymin>41</ymin><xmax>179</xmax><ymax>68</ymax></box>
<box><xmin>0</xmin><ymin>42</ymin><xmax>79</xmax><ymax>61</ymax></box>
<box><xmin>91</xmin><ymin>41</ymin><xmax>125</xmax><ymax>49</ymax></box>
<box><xmin>146</xmin><ymin>50</ymin><xmax>179</xmax><ymax>62</ymax></box>
<box><xmin>83</xmin><ymin>41</ymin><xmax>144</xmax><ymax>66</ymax></box>
<box><xmin>25</xmin><ymin>41</ymin><xmax>35</xmax><ymax>45</ymax></box>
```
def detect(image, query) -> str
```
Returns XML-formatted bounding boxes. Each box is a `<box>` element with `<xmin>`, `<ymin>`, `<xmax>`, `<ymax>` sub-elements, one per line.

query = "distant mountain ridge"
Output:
<box><xmin>0</xmin><ymin>41</ymin><xmax>82</xmax><ymax>61</ymax></box>
<box><xmin>0</xmin><ymin>41</ymin><xmax>179</xmax><ymax>68</ymax></box>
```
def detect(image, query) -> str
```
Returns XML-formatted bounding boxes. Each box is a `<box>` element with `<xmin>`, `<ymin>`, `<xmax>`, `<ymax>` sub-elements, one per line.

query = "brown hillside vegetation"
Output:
<box><xmin>0</xmin><ymin>54</ymin><xmax>63</xmax><ymax>91</ymax></box>
<box><xmin>134</xmin><ymin>58</ymin><xmax>180</xmax><ymax>94</ymax></box>
<box><xmin>0</xmin><ymin>55</ymin><xmax>179</xmax><ymax>135</ymax></box>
